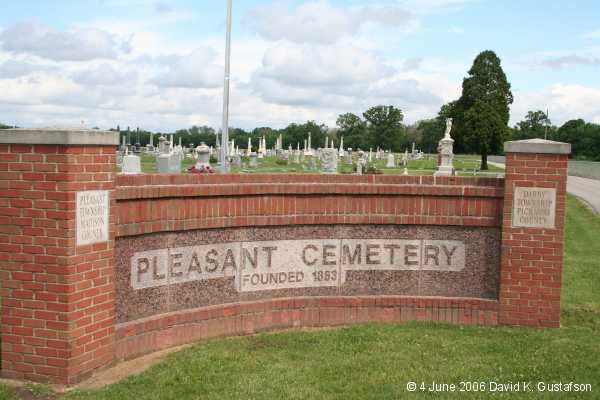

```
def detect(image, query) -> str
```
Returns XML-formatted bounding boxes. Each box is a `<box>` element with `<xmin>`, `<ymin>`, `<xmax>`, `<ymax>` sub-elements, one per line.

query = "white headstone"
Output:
<box><xmin>249</xmin><ymin>152</ymin><xmax>258</xmax><ymax>168</ymax></box>
<box><xmin>121</xmin><ymin>153</ymin><xmax>141</xmax><ymax>174</ymax></box>
<box><xmin>321</xmin><ymin>148</ymin><xmax>338</xmax><ymax>174</ymax></box>
<box><xmin>386</xmin><ymin>153</ymin><xmax>395</xmax><ymax>168</ymax></box>
<box><xmin>194</xmin><ymin>142</ymin><xmax>211</xmax><ymax>171</ymax></box>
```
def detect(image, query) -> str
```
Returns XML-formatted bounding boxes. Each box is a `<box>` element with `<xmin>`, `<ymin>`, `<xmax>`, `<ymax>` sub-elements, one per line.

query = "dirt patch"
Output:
<box><xmin>72</xmin><ymin>344</ymin><xmax>191</xmax><ymax>391</ymax></box>
<box><xmin>7</xmin><ymin>386</ymin><xmax>59</xmax><ymax>400</ymax></box>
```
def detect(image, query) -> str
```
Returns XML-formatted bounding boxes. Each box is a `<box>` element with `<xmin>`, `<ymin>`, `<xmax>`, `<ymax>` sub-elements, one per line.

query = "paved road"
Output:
<box><xmin>566</xmin><ymin>176</ymin><xmax>600</xmax><ymax>214</ymax></box>
<box><xmin>487</xmin><ymin>161</ymin><xmax>600</xmax><ymax>214</ymax></box>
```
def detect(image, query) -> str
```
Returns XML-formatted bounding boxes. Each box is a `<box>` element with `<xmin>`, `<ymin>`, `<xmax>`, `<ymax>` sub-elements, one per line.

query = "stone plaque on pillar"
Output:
<box><xmin>512</xmin><ymin>186</ymin><xmax>556</xmax><ymax>229</ymax></box>
<box><xmin>76</xmin><ymin>190</ymin><xmax>110</xmax><ymax>246</ymax></box>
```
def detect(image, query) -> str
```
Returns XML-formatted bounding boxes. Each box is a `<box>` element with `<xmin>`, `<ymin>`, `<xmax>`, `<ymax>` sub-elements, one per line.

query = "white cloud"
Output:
<box><xmin>151</xmin><ymin>48</ymin><xmax>223</xmax><ymax>89</ymax></box>
<box><xmin>582</xmin><ymin>29</ymin><xmax>600</xmax><ymax>39</ymax></box>
<box><xmin>256</xmin><ymin>43</ymin><xmax>394</xmax><ymax>88</ymax></box>
<box><xmin>402</xmin><ymin>57</ymin><xmax>423</xmax><ymax>71</ymax></box>
<box><xmin>245</xmin><ymin>40</ymin><xmax>447</xmax><ymax>126</ymax></box>
<box><xmin>248</xmin><ymin>1</ymin><xmax>412</xmax><ymax>44</ymax></box>
<box><xmin>398</xmin><ymin>0</ymin><xmax>476</xmax><ymax>14</ymax></box>
<box><xmin>154</xmin><ymin>2</ymin><xmax>173</xmax><ymax>13</ymax></box>
<box><xmin>541</xmin><ymin>54</ymin><xmax>600</xmax><ymax>68</ymax></box>
<box><xmin>71</xmin><ymin>63</ymin><xmax>138</xmax><ymax>86</ymax></box>
<box><xmin>0</xmin><ymin>60</ymin><xmax>53</xmax><ymax>78</ymax></box>
<box><xmin>512</xmin><ymin>84</ymin><xmax>600</xmax><ymax>126</ymax></box>
<box><xmin>0</xmin><ymin>23</ymin><xmax>130</xmax><ymax>61</ymax></box>
<box><xmin>448</xmin><ymin>26</ymin><xmax>464</xmax><ymax>34</ymax></box>
<box><xmin>370</xmin><ymin>78</ymin><xmax>442</xmax><ymax>105</ymax></box>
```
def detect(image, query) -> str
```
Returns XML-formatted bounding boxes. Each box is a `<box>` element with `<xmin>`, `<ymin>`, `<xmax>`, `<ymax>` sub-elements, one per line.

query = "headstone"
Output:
<box><xmin>194</xmin><ymin>142</ymin><xmax>211</xmax><ymax>170</ymax></box>
<box><xmin>249</xmin><ymin>152</ymin><xmax>258</xmax><ymax>168</ymax></box>
<box><xmin>386</xmin><ymin>152</ymin><xmax>395</xmax><ymax>168</ymax></box>
<box><xmin>434</xmin><ymin>118</ymin><xmax>455</xmax><ymax>177</ymax></box>
<box><xmin>304</xmin><ymin>133</ymin><xmax>314</xmax><ymax>156</ymax></box>
<box><xmin>172</xmin><ymin>151</ymin><xmax>183</xmax><ymax>172</ymax></box>
<box><xmin>320</xmin><ymin>148</ymin><xmax>338</xmax><ymax>174</ymax></box>
<box><xmin>232</xmin><ymin>154</ymin><xmax>242</xmax><ymax>168</ymax></box>
<box><xmin>345</xmin><ymin>153</ymin><xmax>353</xmax><ymax>165</ymax></box>
<box><xmin>156</xmin><ymin>135</ymin><xmax>181</xmax><ymax>173</ymax></box>
<box><xmin>308</xmin><ymin>156</ymin><xmax>317</xmax><ymax>171</ymax></box>
<box><xmin>158</xmin><ymin>136</ymin><xmax>168</xmax><ymax>154</ymax></box>
<box><xmin>356</xmin><ymin>160</ymin><xmax>363</xmax><ymax>175</ymax></box>
<box><xmin>156</xmin><ymin>154</ymin><xmax>170</xmax><ymax>173</ymax></box>
<box><xmin>121</xmin><ymin>152</ymin><xmax>142</xmax><ymax>174</ymax></box>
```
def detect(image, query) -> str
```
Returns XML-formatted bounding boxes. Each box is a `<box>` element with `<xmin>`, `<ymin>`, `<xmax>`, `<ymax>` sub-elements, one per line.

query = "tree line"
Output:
<box><xmin>2</xmin><ymin>51</ymin><xmax>600</xmax><ymax>165</ymax></box>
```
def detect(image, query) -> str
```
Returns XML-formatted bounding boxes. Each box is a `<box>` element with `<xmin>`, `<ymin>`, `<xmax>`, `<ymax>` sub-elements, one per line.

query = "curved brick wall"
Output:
<box><xmin>115</xmin><ymin>174</ymin><xmax>504</xmax><ymax>237</ymax></box>
<box><xmin>116</xmin><ymin>296</ymin><xmax>499</xmax><ymax>361</ymax></box>
<box><xmin>0</xmin><ymin>134</ymin><xmax>569</xmax><ymax>385</ymax></box>
<box><xmin>113</xmin><ymin>174</ymin><xmax>504</xmax><ymax>360</ymax></box>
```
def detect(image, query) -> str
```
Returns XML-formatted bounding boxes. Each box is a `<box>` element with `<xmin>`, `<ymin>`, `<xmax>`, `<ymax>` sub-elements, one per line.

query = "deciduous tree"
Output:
<box><xmin>362</xmin><ymin>105</ymin><xmax>405</xmax><ymax>151</ymax></box>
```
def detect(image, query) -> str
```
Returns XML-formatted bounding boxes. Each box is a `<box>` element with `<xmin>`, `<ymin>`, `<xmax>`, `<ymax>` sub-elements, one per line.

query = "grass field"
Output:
<box><xmin>1</xmin><ymin>196</ymin><xmax>598</xmax><ymax>399</ymax></box>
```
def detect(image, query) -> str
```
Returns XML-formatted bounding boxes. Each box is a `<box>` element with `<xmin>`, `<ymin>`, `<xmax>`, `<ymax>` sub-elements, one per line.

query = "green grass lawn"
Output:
<box><xmin>2</xmin><ymin>196</ymin><xmax>598</xmax><ymax>400</ymax></box>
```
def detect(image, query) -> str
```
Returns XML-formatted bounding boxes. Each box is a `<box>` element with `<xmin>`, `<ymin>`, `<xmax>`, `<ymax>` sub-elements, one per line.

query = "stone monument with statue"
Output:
<box><xmin>434</xmin><ymin>118</ymin><xmax>455</xmax><ymax>177</ymax></box>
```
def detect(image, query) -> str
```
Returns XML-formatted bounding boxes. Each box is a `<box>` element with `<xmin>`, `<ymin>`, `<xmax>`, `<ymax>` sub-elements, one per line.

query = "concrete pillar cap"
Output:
<box><xmin>504</xmin><ymin>138</ymin><xmax>571</xmax><ymax>154</ymax></box>
<box><xmin>0</xmin><ymin>128</ymin><xmax>119</xmax><ymax>145</ymax></box>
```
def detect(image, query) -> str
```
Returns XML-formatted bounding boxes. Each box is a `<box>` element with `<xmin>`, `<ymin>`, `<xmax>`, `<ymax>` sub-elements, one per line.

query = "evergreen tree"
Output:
<box><xmin>463</xmin><ymin>100</ymin><xmax>505</xmax><ymax>165</ymax></box>
<box><xmin>455</xmin><ymin>50</ymin><xmax>513</xmax><ymax>169</ymax></box>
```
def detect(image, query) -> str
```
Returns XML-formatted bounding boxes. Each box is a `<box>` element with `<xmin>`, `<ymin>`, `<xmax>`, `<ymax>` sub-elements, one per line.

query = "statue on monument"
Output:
<box><xmin>434</xmin><ymin>118</ymin><xmax>455</xmax><ymax>177</ymax></box>
<box><xmin>444</xmin><ymin>118</ymin><xmax>452</xmax><ymax>139</ymax></box>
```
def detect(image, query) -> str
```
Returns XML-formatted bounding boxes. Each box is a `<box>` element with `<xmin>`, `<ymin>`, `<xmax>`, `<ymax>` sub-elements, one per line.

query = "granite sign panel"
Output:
<box><xmin>130</xmin><ymin>239</ymin><xmax>466</xmax><ymax>292</ymax></box>
<box><xmin>512</xmin><ymin>186</ymin><xmax>556</xmax><ymax>229</ymax></box>
<box><xmin>116</xmin><ymin>225</ymin><xmax>500</xmax><ymax>323</ymax></box>
<box><xmin>76</xmin><ymin>190</ymin><xmax>109</xmax><ymax>246</ymax></box>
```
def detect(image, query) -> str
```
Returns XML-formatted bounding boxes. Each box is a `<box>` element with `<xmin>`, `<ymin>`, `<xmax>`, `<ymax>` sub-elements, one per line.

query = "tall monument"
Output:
<box><xmin>434</xmin><ymin>118</ymin><xmax>455</xmax><ymax>177</ymax></box>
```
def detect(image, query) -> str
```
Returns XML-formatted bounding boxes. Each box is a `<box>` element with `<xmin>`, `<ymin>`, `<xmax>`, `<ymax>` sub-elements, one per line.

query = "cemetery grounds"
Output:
<box><xmin>135</xmin><ymin>152</ymin><xmax>504</xmax><ymax>176</ymax></box>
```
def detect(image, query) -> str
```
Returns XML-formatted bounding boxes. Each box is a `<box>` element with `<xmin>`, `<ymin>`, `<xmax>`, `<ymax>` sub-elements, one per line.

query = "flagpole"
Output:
<box><xmin>220</xmin><ymin>0</ymin><xmax>232</xmax><ymax>172</ymax></box>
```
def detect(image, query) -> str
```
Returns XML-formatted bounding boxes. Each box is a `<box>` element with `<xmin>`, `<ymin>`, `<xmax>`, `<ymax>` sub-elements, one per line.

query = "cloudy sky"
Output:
<box><xmin>1</xmin><ymin>0</ymin><xmax>599</xmax><ymax>132</ymax></box>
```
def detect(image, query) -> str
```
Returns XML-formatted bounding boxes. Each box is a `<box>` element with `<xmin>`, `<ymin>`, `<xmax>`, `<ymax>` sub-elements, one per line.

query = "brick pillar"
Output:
<box><xmin>0</xmin><ymin>129</ymin><xmax>119</xmax><ymax>384</ymax></box>
<box><xmin>500</xmin><ymin>139</ymin><xmax>571</xmax><ymax>327</ymax></box>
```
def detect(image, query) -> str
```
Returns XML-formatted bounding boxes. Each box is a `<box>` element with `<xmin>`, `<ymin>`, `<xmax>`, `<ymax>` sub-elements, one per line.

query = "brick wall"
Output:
<box><xmin>500</xmin><ymin>148</ymin><xmax>569</xmax><ymax>327</ymax></box>
<box><xmin>0</xmin><ymin>133</ymin><xmax>570</xmax><ymax>385</ymax></box>
<box><xmin>115</xmin><ymin>174</ymin><xmax>504</xmax><ymax>237</ymax></box>
<box><xmin>0</xmin><ymin>140</ymin><xmax>117</xmax><ymax>384</ymax></box>
<box><xmin>116</xmin><ymin>296</ymin><xmax>498</xmax><ymax>361</ymax></box>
